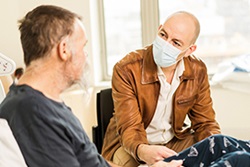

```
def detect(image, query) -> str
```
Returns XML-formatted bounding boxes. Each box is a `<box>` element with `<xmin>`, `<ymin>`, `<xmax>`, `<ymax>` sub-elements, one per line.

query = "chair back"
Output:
<box><xmin>92</xmin><ymin>88</ymin><xmax>114</xmax><ymax>153</ymax></box>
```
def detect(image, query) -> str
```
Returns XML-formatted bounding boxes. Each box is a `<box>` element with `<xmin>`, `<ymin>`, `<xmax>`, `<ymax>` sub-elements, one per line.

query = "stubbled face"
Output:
<box><xmin>65</xmin><ymin>19</ymin><xmax>90</xmax><ymax>89</ymax></box>
<box><xmin>158</xmin><ymin>13</ymin><xmax>196</xmax><ymax>60</ymax></box>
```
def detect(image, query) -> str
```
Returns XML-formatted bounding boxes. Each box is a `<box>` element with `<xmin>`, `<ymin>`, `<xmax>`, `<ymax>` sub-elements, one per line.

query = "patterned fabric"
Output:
<box><xmin>164</xmin><ymin>134</ymin><xmax>250</xmax><ymax>167</ymax></box>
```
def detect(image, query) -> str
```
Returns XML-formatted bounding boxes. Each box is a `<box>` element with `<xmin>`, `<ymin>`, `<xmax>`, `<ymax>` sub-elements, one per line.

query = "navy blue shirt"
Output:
<box><xmin>0</xmin><ymin>84</ymin><xmax>110</xmax><ymax>167</ymax></box>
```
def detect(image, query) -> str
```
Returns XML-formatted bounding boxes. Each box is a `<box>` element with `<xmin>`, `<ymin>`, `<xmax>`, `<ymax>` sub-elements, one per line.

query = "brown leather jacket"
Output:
<box><xmin>102</xmin><ymin>45</ymin><xmax>220</xmax><ymax>161</ymax></box>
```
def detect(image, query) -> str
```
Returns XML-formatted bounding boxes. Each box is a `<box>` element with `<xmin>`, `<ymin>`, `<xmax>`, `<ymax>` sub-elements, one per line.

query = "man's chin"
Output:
<box><xmin>63</xmin><ymin>79</ymin><xmax>89</xmax><ymax>93</ymax></box>
<box><xmin>80</xmin><ymin>59</ymin><xmax>92</xmax><ymax>92</ymax></box>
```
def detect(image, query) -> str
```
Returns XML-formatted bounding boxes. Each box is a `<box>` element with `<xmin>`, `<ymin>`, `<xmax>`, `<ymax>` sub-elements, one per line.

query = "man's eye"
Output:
<box><xmin>159</xmin><ymin>32</ymin><xmax>167</xmax><ymax>40</ymax></box>
<box><xmin>173</xmin><ymin>41</ymin><xmax>181</xmax><ymax>47</ymax></box>
<box><xmin>159</xmin><ymin>32</ymin><xmax>165</xmax><ymax>37</ymax></box>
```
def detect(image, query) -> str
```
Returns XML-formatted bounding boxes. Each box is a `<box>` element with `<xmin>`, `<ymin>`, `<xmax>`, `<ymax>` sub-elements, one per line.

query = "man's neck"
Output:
<box><xmin>18</xmin><ymin>62</ymin><xmax>68</xmax><ymax>102</ymax></box>
<box><xmin>161</xmin><ymin>63</ymin><xmax>178</xmax><ymax>84</ymax></box>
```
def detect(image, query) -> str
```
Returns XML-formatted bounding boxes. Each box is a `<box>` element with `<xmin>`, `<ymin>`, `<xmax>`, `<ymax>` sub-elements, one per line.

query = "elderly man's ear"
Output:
<box><xmin>58</xmin><ymin>37</ymin><xmax>71</xmax><ymax>61</ymax></box>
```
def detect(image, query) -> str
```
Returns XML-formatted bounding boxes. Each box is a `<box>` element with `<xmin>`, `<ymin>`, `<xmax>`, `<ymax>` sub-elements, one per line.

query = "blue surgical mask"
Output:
<box><xmin>153</xmin><ymin>36</ymin><xmax>182</xmax><ymax>67</ymax></box>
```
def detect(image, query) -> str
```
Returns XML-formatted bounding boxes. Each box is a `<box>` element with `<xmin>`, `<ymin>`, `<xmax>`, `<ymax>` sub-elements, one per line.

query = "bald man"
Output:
<box><xmin>102</xmin><ymin>11</ymin><xmax>221</xmax><ymax>167</ymax></box>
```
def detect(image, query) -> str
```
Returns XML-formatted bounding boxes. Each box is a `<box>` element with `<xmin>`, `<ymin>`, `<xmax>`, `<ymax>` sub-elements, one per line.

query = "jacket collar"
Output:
<box><xmin>141</xmin><ymin>45</ymin><xmax>195</xmax><ymax>84</ymax></box>
<box><xmin>181</xmin><ymin>55</ymin><xmax>196</xmax><ymax>81</ymax></box>
<box><xmin>141</xmin><ymin>45</ymin><xmax>158</xmax><ymax>84</ymax></box>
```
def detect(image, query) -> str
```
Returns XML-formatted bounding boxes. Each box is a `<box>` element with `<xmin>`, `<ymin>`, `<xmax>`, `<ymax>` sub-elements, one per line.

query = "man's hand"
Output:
<box><xmin>151</xmin><ymin>160</ymin><xmax>183</xmax><ymax>167</ymax></box>
<box><xmin>137</xmin><ymin>144</ymin><xmax>177</xmax><ymax>165</ymax></box>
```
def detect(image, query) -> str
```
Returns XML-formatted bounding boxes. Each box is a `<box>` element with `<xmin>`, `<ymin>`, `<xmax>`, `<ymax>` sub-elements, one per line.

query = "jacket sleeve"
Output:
<box><xmin>111</xmin><ymin>63</ymin><xmax>148</xmax><ymax>162</ymax></box>
<box><xmin>188</xmin><ymin>62</ymin><xmax>221</xmax><ymax>141</ymax></box>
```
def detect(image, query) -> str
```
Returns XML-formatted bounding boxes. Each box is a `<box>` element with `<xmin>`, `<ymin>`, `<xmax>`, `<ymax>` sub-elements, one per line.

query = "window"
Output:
<box><xmin>101</xmin><ymin>0</ymin><xmax>142</xmax><ymax>78</ymax></box>
<box><xmin>99</xmin><ymin>0</ymin><xmax>250</xmax><ymax>80</ymax></box>
<box><xmin>159</xmin><ymin>0</ymin><xmax>250</xmax><ymax>74</ymax></box>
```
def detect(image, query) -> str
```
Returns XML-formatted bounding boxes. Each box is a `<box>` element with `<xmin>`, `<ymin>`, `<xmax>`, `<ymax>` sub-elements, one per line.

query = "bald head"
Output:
<box><xmin>163</xmin><ymin>11</ymin><xmax>200</xmax><ymax>44</ymax></box>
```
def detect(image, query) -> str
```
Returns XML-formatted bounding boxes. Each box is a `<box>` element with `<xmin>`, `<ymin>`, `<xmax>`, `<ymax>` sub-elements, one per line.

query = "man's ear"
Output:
<box><xmin>157</xmin><ymin>24</ymin><xmax>162</xmax><ymax>31</ymax></box>
<box><xmin>58</xmin><ymin>37</ymin><xmax>70</xmax><ymax>61</ymax></box>
<box><xmin>185</xmin><ymin>44</ymin><xmax>197</xmax><ymax>56</ymax></box>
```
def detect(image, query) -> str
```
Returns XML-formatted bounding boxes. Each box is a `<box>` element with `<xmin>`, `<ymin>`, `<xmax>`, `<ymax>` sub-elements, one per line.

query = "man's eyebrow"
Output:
<box><xmin>160</xmin><ymin>28</ymin><xmax>167</xmax><ymax>35</ymax></box>
<box><xmin>161</xmin><ymin>28</ymin><xmax>184</xmax><ymax>45</ymax></box>
<box><xmin>173</xmin><ymin>38</ymin><xmax>184</xmax><ymax>46</ymax></box>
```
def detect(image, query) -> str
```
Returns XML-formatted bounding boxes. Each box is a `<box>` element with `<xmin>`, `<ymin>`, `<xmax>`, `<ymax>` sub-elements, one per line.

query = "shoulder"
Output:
<box><xmin>0</xmin><ymin>85</ymin><xmax>68</xmax><ymax>125</ymax></box>
<box><xmin>115</xmin><ymin>45</ymin><xmax>152</xmax><ymax>69</ymax></box>
<box><xmin>185</xmin><ymin>55</ymin><xmax>206</xmax><ymax>65</ymax></box>
<box><xmin>0</xmin><ymin>85</ymin><xmax>40</xmax><ymax>116</ymax></box>
<box><xmin>184</xmin><ymin>55</ymin><xmax>208</xmax><ymax>71</ymax></box>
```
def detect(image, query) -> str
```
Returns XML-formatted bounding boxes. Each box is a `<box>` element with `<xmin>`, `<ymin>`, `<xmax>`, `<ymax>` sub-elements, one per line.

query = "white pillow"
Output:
<box><xmin>0</xmin><ymin>118</ymin><xmax>27</xmax><ymax>167</ymax></box>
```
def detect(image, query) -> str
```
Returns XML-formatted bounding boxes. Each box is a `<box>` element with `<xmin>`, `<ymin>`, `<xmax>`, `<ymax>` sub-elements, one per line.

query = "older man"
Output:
<box><xmin>102</xmin><ymin>11</ymin><xmax>221</xmax><ymax>166</ymax></box>
<box><xmin>0</xmin><ymin>5</ymin><xmax>110</xmax><ymax>167</ymax></box>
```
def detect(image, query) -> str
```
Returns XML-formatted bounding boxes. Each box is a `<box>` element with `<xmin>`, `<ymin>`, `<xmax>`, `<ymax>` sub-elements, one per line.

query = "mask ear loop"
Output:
<box><xmin>182</xmin><ymin>44</ymin><xmax>193</xmax><ymax>53</ymax></box>
<box><xmin>175</xmin><ymin>44</ymin><xmax>194</xmax><ymax>63</ymax></box>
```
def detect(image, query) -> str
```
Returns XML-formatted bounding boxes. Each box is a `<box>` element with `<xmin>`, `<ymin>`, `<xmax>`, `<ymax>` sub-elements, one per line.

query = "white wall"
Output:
<box><xmin>0</xmin><ymin>0</ymin><xmax>93</xmax><ymax>68</ymax></box>
<box><xmin>0</xmin><ymin>1</ymin><xmax>21</xmax><ymax>67</ymax></box>
<box><xmin>211</xmin><ymin>85</ymin><xmax>250</xmax><ymax>140</ymax></box>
